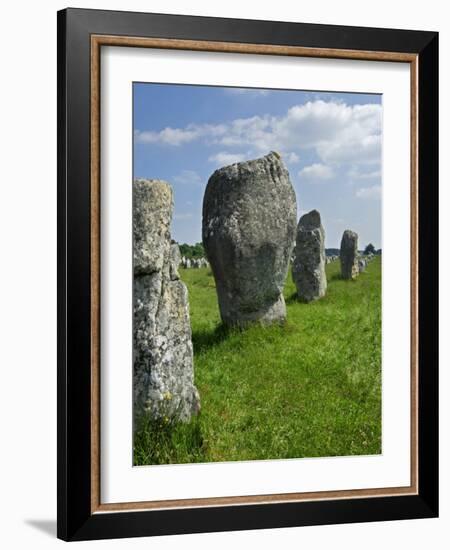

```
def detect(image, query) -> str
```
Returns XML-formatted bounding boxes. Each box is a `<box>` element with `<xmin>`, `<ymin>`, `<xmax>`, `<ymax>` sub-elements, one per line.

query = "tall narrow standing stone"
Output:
<box><xmin>133</xmin><ymin>179</ymin><xmax>200</xmax><ymax>422</ymax></box>
<box><xmin>340</xmin><ymin>230</ymin><xmax>359</xmax><ymax>280</ymax></box>
<box><xmin>292</xmin><ymin>210</ymin><xmax>327</xmax><ymax>302</ymax></box>
<box><xmin>202</xmin><ymin>152</ymin><xmax>297</xmax><ymax>327</ymax></box>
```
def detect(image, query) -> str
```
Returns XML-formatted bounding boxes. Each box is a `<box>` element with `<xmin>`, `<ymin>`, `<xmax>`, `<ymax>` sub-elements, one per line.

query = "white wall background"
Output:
<box><xmin>0</xmin><ymin>1</ymin><xmax>446</xmax><ymax>548</ymax></box>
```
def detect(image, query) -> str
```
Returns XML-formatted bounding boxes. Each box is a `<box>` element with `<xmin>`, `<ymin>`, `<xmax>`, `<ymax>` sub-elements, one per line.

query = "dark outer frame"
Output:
<box><xmin>57</xmin><ymin>7</ymin><xmax>438</xmax><ymax>541</ymax></box>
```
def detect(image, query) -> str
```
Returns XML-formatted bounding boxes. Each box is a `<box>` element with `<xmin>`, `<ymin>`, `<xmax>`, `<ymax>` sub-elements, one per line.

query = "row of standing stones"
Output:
<box><xmin>133</xmin><ymin>152</ymin><xmax>375</xmax><ymax>423</ymax></box>
<box><xmin>180</xmin><ymin>257</ymin><xmax>209</xmax><ymax>269</ymax></box>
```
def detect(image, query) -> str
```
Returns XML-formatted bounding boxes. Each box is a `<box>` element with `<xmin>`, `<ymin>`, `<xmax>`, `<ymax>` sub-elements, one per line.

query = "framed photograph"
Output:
<box><xmin>57</xmin><ymin>8</ymin><xmax>438</xmax><ymax>541</ymax></box>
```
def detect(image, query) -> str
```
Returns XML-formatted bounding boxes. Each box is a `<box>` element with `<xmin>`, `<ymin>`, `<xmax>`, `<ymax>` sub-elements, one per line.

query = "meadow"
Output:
<box><xmin>134</xmin><ymin>257</ymin><xmax>382</xmax><ymax>465</ymax></box>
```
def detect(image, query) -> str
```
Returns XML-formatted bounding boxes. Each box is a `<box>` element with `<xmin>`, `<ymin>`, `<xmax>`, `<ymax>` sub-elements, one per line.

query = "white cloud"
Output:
<box><xmin>136</xmin><ymin>100</ymin><xmax>382</xmax><ymax>169</ymax></box>
<box><xmin>271</xmin><ymin>102</ymin><xmax>381</xmax><ymax>155</ymax></box>
<box><xmin>283</xmin><ymin>152</ymin><xmax>300</xmax><ymax>164</ymax></box>
<box><xmin>318</xmin><ymin>134</ymin><xmax>381</xmax><ymax>165</ymax></box>
<box><xmin>208</xmin><ymin>151</ymin><xmax>248</xmax><ymax>166</ymax></box>
<box><xmin>298</xmin><ymin>163</ymin><xmax>334</xmax><ymax>183</ymax></box>
<box><xmin>173</xmin><ymin>170</ymin><xmax>203</xmax><ymax>186</ymax></box>
<box><xmin>355</xmin><ymin>185</ymin><xmax>381</xmax><ymax>199</ymax></box>
<box><xmin>348</xmin><ymin>167</ymin><xmax>382</xmax><ymax>180</ymax></box>
<box><xmin>134</xmin><ymin>123</ymin><xmax>226</xmax><ymax>146</ymax></box>
<box><xmin>134</xmin><ymin>128</ymin><xmax>198</xmax><ymax>146</ymax></box>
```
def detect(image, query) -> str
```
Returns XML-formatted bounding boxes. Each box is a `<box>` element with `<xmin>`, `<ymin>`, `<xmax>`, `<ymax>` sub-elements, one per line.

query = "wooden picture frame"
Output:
<box><xmin>57</xmin><ymin>7</ymin><xmax>438</xmax><ymax>541</ymax></box>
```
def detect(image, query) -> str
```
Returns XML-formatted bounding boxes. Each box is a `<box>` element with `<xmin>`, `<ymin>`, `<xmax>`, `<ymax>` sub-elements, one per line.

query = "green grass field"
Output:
<box><xmin>134</xmin><ymin>257</ymin><xmax>382</xmax><ymax>465</ymax></box>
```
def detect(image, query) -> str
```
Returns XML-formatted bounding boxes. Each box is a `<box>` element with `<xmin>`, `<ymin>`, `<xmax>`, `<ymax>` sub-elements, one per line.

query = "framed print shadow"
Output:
<box><xmin>57</xmin><ymin>8</ymin><xmax>439</xmax><ymax>542</ymax></box>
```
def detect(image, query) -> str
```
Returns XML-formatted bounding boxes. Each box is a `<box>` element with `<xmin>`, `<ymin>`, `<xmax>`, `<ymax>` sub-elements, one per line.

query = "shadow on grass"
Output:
<box><xmin>285</xmin><ymin>292</ymin><xmax>301</xmax><ymax>305</ymax></box>
<box><xmin>285</xmin><ymin>292</ymin><xmax>322</xmax><ymax>305</ymax></box>
<box><xmin>192</xmin><ymin>323</ymin><xmax>233</xmax><ymax>353</ymax></box>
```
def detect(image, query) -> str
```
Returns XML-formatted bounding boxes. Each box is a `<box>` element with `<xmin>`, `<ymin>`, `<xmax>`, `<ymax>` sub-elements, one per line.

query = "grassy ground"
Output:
<box><xmin>134</xmin><ymin>257</ymin><xmax>382</xmax><ymax>465</ymax></box>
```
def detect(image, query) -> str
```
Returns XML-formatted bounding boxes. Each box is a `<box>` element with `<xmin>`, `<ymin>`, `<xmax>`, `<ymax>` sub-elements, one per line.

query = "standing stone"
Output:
<box><xmin>358</xmin><ymin>257</ymin><xmax>367</xmax><ymax>272</ymax></box>
<box><xmin>292</xmin><ymin>210</ymin><xmax>327</xmax><ymax>302</ymax></box>
<box><xmin>202</xmin><ymin>152</ymin><xmax>297</xmax><ymax>327</ymax></box>
<box><xmin>133</xmin><ymin>179</ymin><xmax>200</xmax><ymax>422</ymax></box>
<box><xmin>340</xmin><ymin>230</ymin><xmax>359</xmax><ymax>280</ymax></box>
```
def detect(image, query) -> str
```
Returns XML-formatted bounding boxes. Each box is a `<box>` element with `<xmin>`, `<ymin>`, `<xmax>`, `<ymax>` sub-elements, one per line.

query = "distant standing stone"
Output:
<box><xmin>292</xmin><ymin>209</ymin><xmax>327</xmax><ymax>302</ymax></box>
<box><xmin>202</xmin><ymin>152</ymin><xmax>297</xmax><ymax>327</ymax></box>
<box><xmin>133</xmin><ymin>179</ymin><xmax>200</xmax><ymax>422</ymax></box>
<box><xmin>340</xmin><ymin>230</ymin><xmax>359</xmax><ymax>280</ymax></box>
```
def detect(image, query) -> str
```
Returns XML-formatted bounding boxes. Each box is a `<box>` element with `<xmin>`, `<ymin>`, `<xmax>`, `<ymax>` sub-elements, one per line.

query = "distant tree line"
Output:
<box><xmin>363</xmin><ymin>243</ymin><xmax>382</xmax><ymax>255</ymax></box>
<box><xmin>177</xmin><ymin>242</ymin><xmax>205</xmax><ymax>259</ymax></box>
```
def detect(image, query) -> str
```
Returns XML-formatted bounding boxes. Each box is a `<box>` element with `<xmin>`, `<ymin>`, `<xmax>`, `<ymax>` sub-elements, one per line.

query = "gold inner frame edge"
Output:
<box><xmin>90</xmin><ymin>34</ymin><xmax>419</xmax><ymax>514</ymax></box>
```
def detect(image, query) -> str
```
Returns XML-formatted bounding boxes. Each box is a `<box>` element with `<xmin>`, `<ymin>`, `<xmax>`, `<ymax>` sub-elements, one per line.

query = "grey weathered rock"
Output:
<box><xmin>133</xmin><ymin>180</ymin><xmax>172</xmax><ymax>276</ymax></box>
<box><xmin>169</xmin><ymin>243</ymin><xmax>181</xmax><ymax>280</ymax></box>
<box><xmin>133</xmin><ymin>179</ymin><xmax>200</xmax><ymax>422</ymax></box>
<box><xmin>292</xmin><ymin>209</ymin><xmax>327</xmax><ymax>302</ymax></box>
<box><xmin>340</xmin><ymin>230</ymin><xmax>359</xmax><ymax>280</ymax></box>
<box><xmin>358</xmin><ymin>257</ymin><xmax>367</xmax><ymax>273</ymax></box>
<box><xmin>202</xmin><ymin>152</ymin><xmax>297</xmax><ymax>327</ymax></box>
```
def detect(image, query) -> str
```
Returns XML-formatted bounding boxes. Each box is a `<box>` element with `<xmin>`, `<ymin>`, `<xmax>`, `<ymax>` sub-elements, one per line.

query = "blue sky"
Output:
<box><xmin>134</xmin><ymin>83</ymin><xmax>382</xmax><ymax>249</ymax></box>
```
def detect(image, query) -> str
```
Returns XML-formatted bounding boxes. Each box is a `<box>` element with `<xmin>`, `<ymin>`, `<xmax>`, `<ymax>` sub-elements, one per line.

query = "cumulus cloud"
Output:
<box><xmin>298</xmin><ymin>163</ymin><xmax>334</xmax><ymax>183</ymax></box>
<box><xmin>135</xmin><ymin>128</ymin><xmax>198</xmax><ymax>146</ymax></box>
<box><xmin>136</xmin><ymin>100</ymin><xmax>382</xmax><ymax>172</ymax></box>
<box><xmin>173</xmin><ymin>170</ymin><xmax>203</xmax><ymax>186</ymax></box>
<box><xmin>208</xmin><ymin>151</ymin><xmax>248</xmax><ymax>166</ymax></box>
<box><xmin>272</xmin><ymin>102</ymin><xmax>381</xmax><ymax>155</ymax></box>
<box><xmin>134</xmin><ymin>123</ymin><xmax>226</xmax><ymax>146</ymax></box>
<box><xmin>319</xmin><ymin>134</ymin><xmax>381</xmax><ymax>165</ymax></box>
<box><xmin>348</xmin><ymin>167</ymin><xmax>382</xmax><ymax>180</ymax></box>
<box><xmin>283</xmin><ymin>152</ymin><xmax>300</xmax><ymax>164</ymax></box>
<box><xmin>355</xmin><ymin>185</ymin><xmax>381</xmax><ymax>199</ymax></box>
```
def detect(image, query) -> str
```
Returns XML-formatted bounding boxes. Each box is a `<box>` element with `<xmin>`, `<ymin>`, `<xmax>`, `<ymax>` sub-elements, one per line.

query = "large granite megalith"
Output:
<box><xmin>202</xmin><ymin>152</ymin><xmax>297</xmax><ymax>327</ymax></box>
<box><xmin>292</xmin><ymin>209</ymin><xmax>327</xmax><ymax>302</ymax></box>
<box><xmin>340</xmin><ymin>229</ymin><xmax>359</xmax><ymax>280</ymax></box>
<box><xmin>133</xmin><ymin>179</ymin><xmax>200</xmax><ymax>422</ymax></box>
